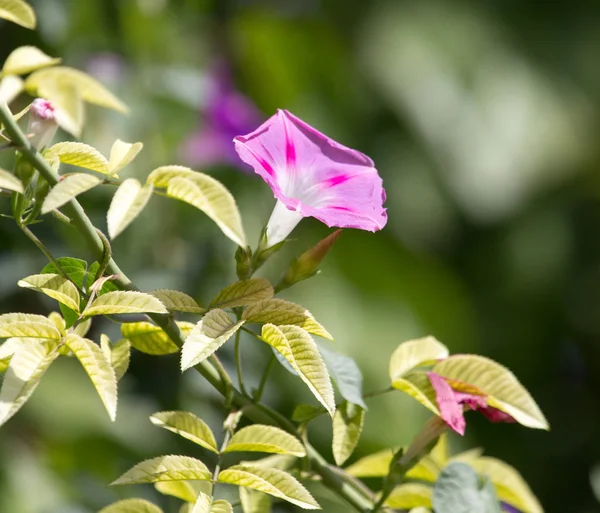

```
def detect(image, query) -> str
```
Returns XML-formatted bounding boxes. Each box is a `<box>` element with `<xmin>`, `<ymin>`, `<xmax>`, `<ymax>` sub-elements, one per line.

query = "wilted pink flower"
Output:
<box><xmin>428</xmin><ymin>372</ymin><xmax>515</xmax><ymax>435</ymax></box>
<box><xmin>28</xmin><ymin>98</ymin><xmax>57</xmax><ymax>150</ymax></box>
<box><xmin>234</xmin><ymin>109</ymin><xmax>387</xmax><ymax>246</ymax></box>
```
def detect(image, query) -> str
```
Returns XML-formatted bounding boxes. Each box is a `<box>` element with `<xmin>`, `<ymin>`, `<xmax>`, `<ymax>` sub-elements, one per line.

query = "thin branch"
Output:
<box><xmin>253</xmin><ymin>353</ymin><xmax>275</xmax><ymax>402</ymax></box>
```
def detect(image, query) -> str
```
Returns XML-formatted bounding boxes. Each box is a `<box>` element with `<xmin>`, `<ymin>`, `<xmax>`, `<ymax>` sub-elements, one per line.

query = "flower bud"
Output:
<box><xmin>27</xmin><ymin>98</ymin><xmax>58</xmax><ymax>150</ymax></box>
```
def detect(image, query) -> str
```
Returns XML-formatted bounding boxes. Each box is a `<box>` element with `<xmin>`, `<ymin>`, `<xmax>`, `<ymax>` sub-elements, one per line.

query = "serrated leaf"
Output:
<box><xmin>155</xmin><ymin>481</ymin><xmax>200</xmax><ymax>503</ymax></box>
<box><xmin>107</xmin><ymin>178</ymin><xmax>153</xmax><ymax>239</ymax></box>
<box><xmin>37</xmin><ymin>76</ymin><xmax>84</xmax><ymax>136</ymax></box>
<box><xmin>433</xmin><ymin>355</ymin><xmax>549</xmax><ymax>430</ymax></box>
<box><xmin>240</xmin><ymin>487</ymin><xmax>271</xmax><ymax>513</ymax></box>
<box><xmin>41</xmin><ymin>173</ymin><xmax>102</xmax><ymax>213</ymax></box>
<box><xmin>225</xmin><ymin>425</ymin><xmax>306</xmax><ymax>457</ymax></box>
<box><xmin>2</xmin><ymin>46</ymin><xmax>60</xmax><ymax>76</ymax></box>
<box><xmin>41</xmin><ymin>257</ymin><xmax>88</xmax><ymax>288</ymax></box>
<box><xmin>191</xmin><ymin>493</ymin><xmax>212</xmax><ymax>513</ymax></box>
<box><xmin>211</xmin><ymin>278</ymin><xmax>274</xmax><ymax>310</ymax></box>
<box><xmin>26</xmin><ymin>66</ymin><xmax>128</xmax><ymax>113</ymax></box>
<box><xmin>146</xmin><ymin>166</ymin><xmax>245</xmax><ymax>246</ymax></box>
<box><xmin>292</xmin><ymin>403</ymin><xmax>323</xmax><ymax>423</ymax></box>
<box><xmin>100</xmin><ymin>334</ymin><xmax>130</xmax><ymax>381</ymax></box>
<box><xmin>0</xmin><ymin>168</ymin><xmax>24</xmax><ymax>193</ymax></box>
<box><xmin>121</xmin><ymin>321</ymin><xmax>194</xmax><ymax>355</ymax></box>
<box><xmin>0</xmin><ymin>75</ymin><xmax>24</xmax><ymax>104</ymax></box>
<box><xmin>0</xmin><ymin>0</ymin><xmax>35</xmax><ymax>28</ymax></box>
<box><xmin>99</xmin><ymin>498</ymin><xmax>164</xmax><ymax>513</ymax></box>
<box><xmin>218</xmin><ymin>464</ymin><xmax>320</xmax><ymax>510</ymax></box>
<box><xmin>181</xmin><ymin>310</ymin><xmax>244</xmax><ymax>371</ymax></box>
<box><xmin>332</xmin><ymin>402</ymin><xmax>365</xmax><ymax>466</ymax></box>
<box><xmin>392</xmin><ymin>371</ymin><xmax>440</xmax><ymax>416</ymax></box>
<box><xmin>108</xmin><ymin>139</ymin><xmax>143</xmax><ymax>175</ymax></box>
<box><xmin>65</xmin><ymin>334</ymin><xmax>117</xmax><ymax>421</ymax></box>
<box><xmin>112</xmin><ymin>455</ymin><xmax>212</xmax><ymax>485</ymax></box>
<box><xmin>150</xmin><ymin>290</ymin><xmax>204</xmax><ymax>314</ymax></box>
<box><xmin>18</xmin><ymin>273</ymin><xmax>81</xmax><ymax>312</ymax></box>
<box><xmin>261</xmin><ymin>324</ymin><xmax>335</xmax><ymax>417</ymax></box>
<box><xmin>150</xmin><ymin>411</ymin><xmax>218</xmax><ymax>453</ymax></box>
<box><xmin>84</xmin><ymin>291</ymin><xmax>168</xmax><ymax>317</ymax></box>
<box><xmin>318</xmin><ymin>345</ymin><xmax>366</xmax><ymax>409</ymax></box>
<box><xmin>385</xmin><ymin>483</ymin><xmax>433</xmax><ymax>509</ymax></box>
<box><xmin>346</xmin><ymin>448</ymin><xmax>395</xmax><ymax>477</ymax></box>
<box><xmin>0</xmin><ymin>313</ymin><xmax>62</xmax><ymax>339</ymax></box>
<box><xmin>49</xmin><ymin>141</ymin><xmax>109</xmax><ymax>174</ymax></box>
<box><xmin>210</xmin><ymin>501</ymin><xmax>233</xmax><ymax>513</ymax></box>
<box><xmin>242</xmin><ymin>298</ymin><xmax>332</xmax><ymax>340</ymax></box>
<box><xmin>0</xmin><ymin>339</ymin><xmax>59</xmax><ymax>426</ymax></box>
<box><xmin>0</xmin><ymin>338</ymin><xmax>25</xmax><ymax>371</ymax></box>
<box><xmin>389</xmin><ymin>336</ymin><xmax>449</xmax><ymax>384</ymax></box>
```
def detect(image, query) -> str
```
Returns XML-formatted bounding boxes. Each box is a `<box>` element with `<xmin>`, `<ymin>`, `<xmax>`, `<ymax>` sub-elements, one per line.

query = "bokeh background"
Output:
<box><xmin>1</xmin><ymin>0</ymin><xmax>600</xmax><ymax>511</ymax></box>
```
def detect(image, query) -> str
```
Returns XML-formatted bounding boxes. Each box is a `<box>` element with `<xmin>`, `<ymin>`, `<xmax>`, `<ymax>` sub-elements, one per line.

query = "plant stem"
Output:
<box><xmin>363</xmin><ymin>386</ymin><xmax>394</xmax><ymax>400</ymax></box>
<box><xmin>233</xmin><ymin>327</ymin><xmax>248</xmax><ymax>397</ymax></box>
<box><xmin>253</xmin><ymin>354</ymin><xmax>275</xmax><ymax>402</ymax></box>
<box><xmin>210</xmin><ymin>354</ymin><xmax>233</xmax><ymax>406</ymax></box>
<box><xmin>18</xmin><ymin>223</ymin><xmax>71</xmax><ymax>282</ymax></box>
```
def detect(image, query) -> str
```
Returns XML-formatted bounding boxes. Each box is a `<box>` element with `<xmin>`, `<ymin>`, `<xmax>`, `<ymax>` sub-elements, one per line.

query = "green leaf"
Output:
<box><xmin>0</xmin><ymin>168</ymin><xmax>24</xmax><ymax>193</ymax></box>
<box><xmin>389</xmin><ymin>336</ymin><xmax>449</xmax><ymax>384</ymax></box>
<box><xmin>121</xmin><ymin>321</ymin><xmax>194</xmax><ymax>355</ymax></box>
<box><xmin>0</xmin><ymin>0</ymin><xmax>35</xmax><ymax>28</ymax></box>
<box><xmin>242</xmin><ymin>298</ymin><xmax>332</xmax><ymax>340</ymax></box>
<box><xmin>392</xmin><ymin>371</ymin><xmax>440</xmax><ymax>416</ymax></box>
<box><xmin>150</xmin><ymin>289</ymin><xmax>205</xmax><ymax>314</ymax></box>
<box><xmin>107</xmin><ymin>178</ymin><xmax>154</xmax><ymax>239</ymax></box>
<box><xmin>332</xmin><ymin>402</ymin><xmax>365</xmax><ymax>466</ymax></box>
<box><xmin>48</xmin><ymin>141</ymin><xmax>109</xmax><ymax>174</ymax></box>
<box><xmin>0</xmin><ymin>75</ymin><xmax>24</xmax><ymax>103</ymax></box>
<box><xmin>41</xmin><ymin>257</ymin><xmax>88</xmax><ymax>289</ymax></box>
<box><xmin>26</xmin><ymin>66</ymin><xmax>128</xmax><ymax>113</ymax></box>
<box><xmin>100</xmin><ymin>334</ymin><xmax>130</xmax><ymax>381</ymax></box>
<box><xmin>346</xmin><ymin>448</ymin><xmax>395</xmax><ymax>477</ymax></box>
<box><xmin>0</xmin><ymin>339</ymin><xmax>59</xmax><ymax>426</ymax></box>
<box><xmin>0</xmin><ymin>338</ymin><xmax>24</xmax><ymax>372</ymax></box>
<box><xmin>17</xmin><ymin>273</ymin><xmax>81</xmax><ymax>312</ymax></box>
<box><xmin>65</xmin><ymin>334</ymin><xmax>117</xmax><ymax>421</ymax></box>
<box><xmin>155</xmin><ymin>481</ymin><xmax>201</xmax><ymax>503</ymax></box>
<box><xmin>385</xmin><ymin>483</ymin><xmax>433</xmax><ymax>509</ymax></box>
<box><xmin>292</xmin><ymin>403</ymin><xmax>324</xmax><ymax>423</ymax></box>
<box><xmin>108</xmin><ymin>139</ymin><xmax>143</xmax><ymax>176</ymax></box>
<box><xmin>37</xmin><ymin>78</ymin><xmax>84</xmax><ymax>136</ymax></box>
<box><xmin>261</xmin><ymin>324</ymin><xmax>335</xmax><ymax>417</ymax></box>
<box><xmin>99</xmin><ymin>499</ymin><xmax>164</xmax><ymax>513</ymax></box>
<box><xmin>210</xmin><ymin>278</ymin><xmax>274</xmax><ymax>309</ymax></box>
<box><xmin>432</xmin><ymin>462</ymin><xmax>501</xmax><ymax>513</ymax></box>
<box><xmin>150</xmin><ymin>411</ymin><xmax>218</xmax><ymax>453</ymax></box>
<box><xmin>210</xmin><ymin>500</ymin><xmax>233</xmax><ymax>513</ymax></box>
<box><xmin>191</xmin><ymin>493</ymin><xmax>212</xmax><ymax>513</ymax></box>
<box><xmin>2</xmin><ymin>46</ymin><xmax>60</xmax><ymax>76</ymax></box>
<box><xmin>433</xmin><ymin>355</ymin><xmax>549</xmax><ymax>430</ymax></box>
<box><xmin>240</xmin><ymin>487</ymin><xmax>271</xmax><ymax>513</ymax></box>
<box><xmin>225</xmin><ymin>425</ymin><xmax>306</xmax><ymax>457</ymax></box>
<box><xmin>112</xmin><ymin>455</ymin><xmax>212</xmax><ymax>485</ymax></box>
<box><xmin>318</xmin><ymin>345</ymin><xmax>366</xmax><ymax>409</ymax></box>
<box><xmin>0</xmin><ymin>312</ymin><xmax>62</xmax><ymax>339</ymax></box>
<box><xmin>218</xmin><ymin>464</ymin><xmax>320</xmax><ymax>510</ymax></box>
<box><xmin>41</xmin><ymin>173</ymin><xmax>102</xmax><ymax>213</ymax></box>
<box><xmin>84</xmin><ymin>291</ymin><xmax>168</xmax><ymax>317</ymax></box>
<box><xmin>181</xmin><ymin>310</ymin><xmax>244</xmax><ymax>371</ymax></box>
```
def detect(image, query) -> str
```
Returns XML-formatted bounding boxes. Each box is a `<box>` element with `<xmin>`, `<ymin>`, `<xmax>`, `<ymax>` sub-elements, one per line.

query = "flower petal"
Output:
<box><xmin>427</xmin><ymin>372</ymin><xmax>466</xmax><ymax>435</ymax></box>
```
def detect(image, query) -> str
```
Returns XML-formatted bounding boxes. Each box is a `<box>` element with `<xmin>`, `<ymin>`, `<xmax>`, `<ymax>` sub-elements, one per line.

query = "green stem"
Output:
<box><xmin>0</xmin><ymin>103</ymin><xmax>375</xmax><ymax>513</ymax></box>
<box><xmin>363</xmin><ymin>386</ymin><xmax>394</xmax><ymax>400</ymax></box>
<box><xmin>234</xmin><ymin>328</ymin><xmax>248</xmax><ymax>396</ymax></box>
<box><xmin>210</xmin><ymin>353</ymin><xmax>233</xmax><ymax>406</ymax></box>
<box><xmin>253</xmin><ymin>354</ymin><xmax>275</xmax><ymax>402</ymax></box>
<box><xmin>18</xmin><ymin>223</ymin><xmax>71</xmax><ymax>283</ymax></box>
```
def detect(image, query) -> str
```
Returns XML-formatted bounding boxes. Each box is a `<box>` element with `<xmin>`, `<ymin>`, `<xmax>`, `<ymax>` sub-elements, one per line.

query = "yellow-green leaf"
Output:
<box><xmin>433</xmin><ymin>355</ymin><xmax>549</xmax><ymax>430</ymax></box>
<box><xmin>261</xmin><ymin>324</ymin><xmax>335</xmax><ymax>417</ymax></box>
<box><xmin>2</xmin><ymin>46</ymin><xmax>60</xmax><ymax>76</ymax></box>
<box><xmin>100</xmin><ymin>334</ymin><xmax>130</xmax><ymax>381</ymax></box>
<box><xmin>65</xmin><ymin>334</ymin><xmax>117</xmax><ymax>421</ymax></box>
<box><xmin>0</xmin><ymin>312</ymin><xmax>62</xmax><ymax>339</ymax></box>
<box><xmin>41</xmin><ymin>173</ymin><xmax>102</xmax><ymax>213</ymax></box>
<box><xmin>112</xmin><ymin>455</ymin><xmax>212</xmax><ymax>485</ymax></box>
<box><xmin>99</xmin><ymin>498</ymin><xmax>164</xmax><ymax>513</ymax></box>
<box><xmin>84</xmin><ymin>291</ymin><xmax>168</xmax><ymax>317</ymax></box>
<box><xmin>37</xmin><ymin>77</ymin><xmax>84</xmax><ymax>137</ymax></box>
<box><xmin>0</xmin><ymin>75</ymin><xmax>24</xmax><ymax>104</ymax></box>
<box><xmin>26</xmin><ymin>66</ymin><xmax>128</xmax><ymax>113</ymax></box>
<box><xmin>121</xmin><ymin>321</ymin><xmax>194</xmax><ymax>355</ymax></box>
<box><xmin>225</xmin><ymin>425</ymin><xmax>306</xmax><ymax>457</ymax></box>
<box><xmin>0</xmin><ymin>339</ymin><xmax>59</xmax><ymax>426</ymax></box>
<box><xmin>191</xmin><ymin>493</ymin><xmax>212</xmax><ymax>513</ymax></box>
<box><xmin>0</xmin><ymin>168</ymin><xmax>24</xmax><ymax>193</ymax></box>
<box><xmin>181</xmin><ymin>310</ymin><xmax>244</xmax><ymax>371</ymax></box>
<box><xmin>18</xmin><ymin>273</ymin><xmax>81</xmax><ymax>312</ymax></box>
<box><xmin>392</xmin><ymin>371</ymin><xmax>440</xmax><ymax>416</ymax></box>
<box><xmin>218</xmin><ymin>464</ymin><xmax>320</xmax><ymax>510</ymax></box>
<box><xmin>108</xmin><ymin>139</ymin><xmax>143</xmax><ymax>176</ymax></box>
<box><xmin>0</xmin><ymin>338</ymin><xmax>25</xmax><ymax>372</ymax></box>
<box><xmin>150</xmin><ymin>411</ymin><xmax>218</xmax><ymax>453</ymax></box>
<box><xmin>240</xmin><ymin>488</ymin><xmax>271</xmax><ymax>513</ymax></box>
<box><xmin>150</xmin><ymin>289</ymin><xmax>204</xmax><ymax>314</ymax></box>
<box><xmin>107</xmin><ymin>178</ymin><xmax>153</xmax><ymax>239</ymax></box>
<box><xmin>332</xmin><ymin>402</ymin><xmax>365</xmax><ymax>466</ymax></box>
<box><xmin>389</xmin><ymin>336</ymin><xmax>449</xmax><ymax>384</ymax></box>
<box><xmin>0</xmin><ymin>0</ymin><xmax>35</xmax><ymax>28</ymax></box>
<box><xmin>49</xmin><ymin>141</ymin><xmax>109</xmax><ymax>174</ymax></box>
<box><xmin>155</xmin><ymin>481</ymin><xmax>200</xmax><ymax>503</ymax></box>
<box><xmin>385</xmin><ymin>483</ymin><xmax>433</xmax><ymax>509</ymax></box>
<box><xmin>211</xmin><ymin>501</ymin><xmax>233</xmax><ymax>513</ymax></box>
<box><xmin>242</xmin><ymin>298</ymin><xmax>332</xmax><ymax>340</ymax></box>
<box><xmin>211</xmin><ymin>278</ymin><xmax>274</xmax><ymax>309</ymax></box>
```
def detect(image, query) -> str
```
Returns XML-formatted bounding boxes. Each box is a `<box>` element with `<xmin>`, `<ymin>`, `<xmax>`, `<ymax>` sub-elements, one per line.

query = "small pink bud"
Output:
<box><xmin>28</xmin><ymin>98</ymin><xmax>58</xmax><ymax>150</ymax></box>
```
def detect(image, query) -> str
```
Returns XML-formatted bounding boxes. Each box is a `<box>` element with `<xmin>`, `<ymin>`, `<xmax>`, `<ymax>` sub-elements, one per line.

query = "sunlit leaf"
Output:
<box><xmin>240</xmin><ymin>487</ymin><xmax>271</xmax><ymax>513</ymax></box>
<box><xmin>84</xmin><ymin>291</ymin><xmax>168</xmax><ymax>317</ymax></box>
<box><xmin>0</xmin><ymin>338</ymin><xmax>25</xmax><ymax>372</ymax></box>
<box><xmin>100</xmin><ymin>334</ymin><xmax>130</xmax><ymax>381</ymax></box>
<box><xmin>112</xmin><ymin>455</ymin><xmax>212</xmax><ymax>485</ymax></box>
<box><xmin>108</xmin><ymin>139</ymin><xmax>143</xmax><ymax>176</ymax></box>
<box><xmin>49</xmin><ymin>141</ymin><xmax>109</xmax><ymax>174</ymax></box>
<box><xmin>225</xmin><ymin>425</ymin><xmax>306</xmax><ymax>457</ymax></box>
<box><xmin>99</xmin><ymin>498</ymin><xmax>164</xmax><ymax>513</ymax></box>
<box><xmin>107</xmin><ymin>178</ymin><xmax>153</xmax><ymax>239</ymax></box>
<box><xmin>210</xmin><ymin>278</ymin><xmax>273</xmax><ymax>309</ymax></box>
<box><xmin>37</xmin><ymin>77</ymin><xmax>84</xmax><ymax>136</ymax></box>
<box><xmin>18</xmin><ymin>273</ymin><xmax>81</xmax><ymax>312</ymax></box>
<box><xmin>41</xmin><ymin>257</ymin><xmax>88</xmax><ymax>289</ymax></box>
<box><xmin>41</xmin><ymin>173</ymin><xmax>102</xmax><ymax>213</ymax></box>
<box><xmin>2</xmin><ymin>46</ymin><xmax>60</xmax><ymax>76</ymax></box>
<box><xmin>0</xmin><ymin>0</ymin><xmax>35</xmax><ymax>28</ymax></box>
<box><xmin>385</xmin><ymin>483</ymin><xmax>433</xmax><ymax>509</ymax></box>
<box><xmin>0</xmin><ymin>75</ymin><xmax>24</xmax><ymax>103</ymax></box>
<box><xmin>191</xmin><ymin>493</ymin><xmax>212</xmax><ymax>513</ymax></box>
<box><xmin>261</xmin><ymin>324</ymin><xmax>335</xmax><ymax>417</ymax></box>
<box><xmin>218</xmin><ymin>464</ymin><xmax>320</xmax><ymax>510</ymax></box>
<box><xmin>150</xmin><ymin>411</ymin><xmax>218</xmax><ymax>453</ymax></box>
<box><xmin>0</xmin><ymin>169</ymin><xmax>24</xmax><ymax>193</ymax></box>
<box><xmin>210</xmin><ymin>500</ymin><xmax>233</xmax><ymax>513</ymax></box>
<box><xmin>392</xmin><ymin>371</ymin><xmax>440</xmax><ymax>416</ymax></box>
<box><xmin>181</xmin><ymin>310</ymin><xmax>244</xmax><ymax>371</ymax></box>
<box><xmin>121</xmin><ymin>321</ymin><xmax>194</xmax><ymax>355</ymax></box>
<box><xmin>318</xmin><ymin>345</ymin><xmax>366</xmax><ymax>409</ymax></box>
<box><xmin>389</xmin><ymin>336</ymin><xmax>449</xmax><ymax>384</ymax></box>
<box><xmin>0</xmin><ymin>313</ymin><xmax>62</xmax><ymax>339</ymax></box>
<box><xmin>150</xmin><ymin>290</ymin><xmax>205</xmax><ymax>314</ymax></box>
<box><xmin>346</xmin><ymin>448</ymin><xmax>395</xmax><ymax>477</ymax></box>
<box><xmin>332</xmin><ymin>402</ymin><xmax>365</xmax><ymax>466</ymax></box>
<box><xmin>155</xmin><ymin>481</ymin><xmax>200</xmax><ymax>503</ymax></box>
<box><xmin>65</xmin><ymin>334</ymin><xmax>117</xmax><ymax>421</ymax></box>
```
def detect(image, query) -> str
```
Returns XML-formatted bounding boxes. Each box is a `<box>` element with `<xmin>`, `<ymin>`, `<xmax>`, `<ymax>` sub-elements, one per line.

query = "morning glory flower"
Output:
<box><xmin>28</xmin><ymin>98</ymin><xmax>58</xmax><ymax>150</ymax></box>
<box><xmin>233</xmin><ymin>109</ymin><xmax>387</xmax><ymax>247</ymax></box>
<box><xmin>428</xmin><ymin>372</ymin><xmax>515</xmax><ymax>435</ymax></box>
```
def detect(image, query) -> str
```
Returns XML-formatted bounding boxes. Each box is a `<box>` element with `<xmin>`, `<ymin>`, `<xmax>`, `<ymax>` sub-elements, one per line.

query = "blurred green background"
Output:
<box><xmin>1</xmin><ymin>0</ymin><xmax>600</xmax><ymax>511</ymax></box>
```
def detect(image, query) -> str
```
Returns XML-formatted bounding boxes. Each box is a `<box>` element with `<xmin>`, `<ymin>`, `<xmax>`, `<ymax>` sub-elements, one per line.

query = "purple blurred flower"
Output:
<box><xmin>234</xmin><ymin>109</ymin><xmax>387</xmax><ymax>246</ymax></box>
<box><xmin>501</xmin><ymin>503</ymin><xmax>522</xmax><ymax>513</ymax></box>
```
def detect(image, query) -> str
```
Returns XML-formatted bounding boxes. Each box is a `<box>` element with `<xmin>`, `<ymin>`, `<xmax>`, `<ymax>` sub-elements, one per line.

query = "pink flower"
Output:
<box><xmin>233</xmin><ymin>109</ymin><xmax>387</xmax><ymax>246</ymax></box>
<box><xmin>28</xmin><ymin>98</ymin><xmax>58</xmax><ymax>150</ymax></box>
<box><xmin>428</xmin><ymin>372</ymin><xmax>515</xmax><ymax>435</ymax></box>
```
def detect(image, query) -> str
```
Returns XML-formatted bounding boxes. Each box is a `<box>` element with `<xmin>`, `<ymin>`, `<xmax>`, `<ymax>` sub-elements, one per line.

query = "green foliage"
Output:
<box><xmin>224</xmin><ymin>425</ymin><xmax>306</xmax><ymax>457</ymax></box>
<box><xmin>47</xmin><ymin>141</ymin><xmax>108</xmax><ymax>173</ymax></box>
<box><xmin>112</xmin><ymin>455</ymin><xmax>212</xmax><ymax>485</ymax></box>
<box><xmin>107</xmin><ymin>139</ymin><xmax>143</xmax><ymax>176</ymax></box>
<box><xmin>83</xmin><ymin>291</ymin><xmax>168</xmax><ymax>317</ymax></box>
<box><xmin>17</xmin><ymin>273</ymin><xmax>81</xmax><ymax>312</ymax></box>
<box><xmin>2</xmin><ymin>46</ymin><xmax>59</xmax><ymax>76</ymax></box>
<box><xmin>99</xmin><ymin>498</ymin><xmax>164</xmax><ymax>513</ymax></box>
<box><xmin>0</xmin><ymin>168</ymin><xmax>24</xmax><ymax>193</ymax></box>
<box><xmin>0</xmin><ymin>0</ymin><xmax>35</xmax><ymax>29</ymax></box>
<box><xmin>100</xmin><ymin>335</ymin><xmax>130</xmax><ymax>381</ymax></box>
<box><xmin>155</xmin><ymin>480</ymin><xmax>202</xmax><ymax>503</ymax></box>
<box><xmin>384</xmin><ymin>483</ymin><xmax>432</xmax><ymax>509</ymax></box>
<box><xmin>149</xmin><ymin>289</ymin><xmax>205</xmax><ymax>313</ymax></box>
<box><xmin>389</xmin><ymin>336</ymin><xmax>449</xmax><ymax>383</ymax></box>
<box><xmin>41</xmin><ymin>173</ymin><xmax>102</xmax><ymax>213</ymax></box>
<box><xmin>240</xmin><ymin>487</ymin><xmax>271</xmax><ymax>513</ymax></box>
<box><xmin>150</xmin><ymin>411</ymin><xmax>218</xmax><ymax>453</ymax></box>
<box><xmin>121</xmin><ymin>321</ymin><xmax>194</xmax><ymax>355</ymax></box>
<box><xmin>0</xmin><ymin>312</ymin><xmax>62</xmax><ymax>339</ymax></box>
<box><xmin>332</xmin><ymin>402</ymin><xmax>365</xmax><ymax>466</ymax></box>
<box><xmin>210</xmin><ymin>278</ymin><xmax>274</xmax><ymax>309</ymax></box>
<box><xmin>107</xmin><ymin>178</ymin><xmax>154</xmax><ymax>239</ymax></box>
<box><xmin>318</xmin><ymin>345</ymin><xmax>366</xmax><ymax>409</ymax></box>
